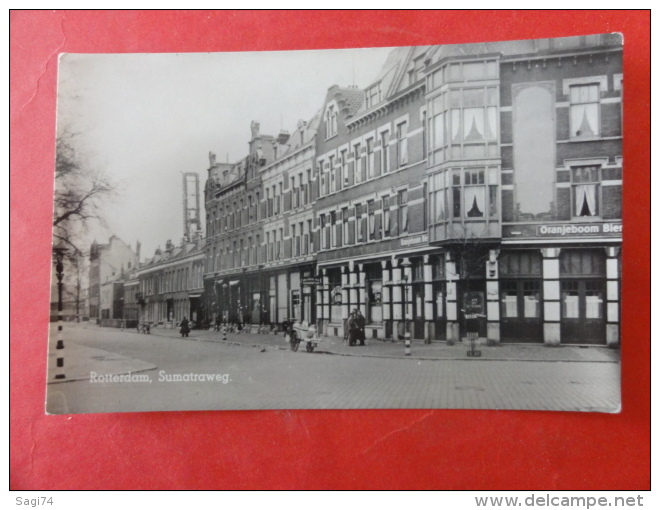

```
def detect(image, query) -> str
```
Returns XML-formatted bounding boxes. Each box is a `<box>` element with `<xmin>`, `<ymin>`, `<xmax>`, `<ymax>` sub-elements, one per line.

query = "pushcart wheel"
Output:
<box><xmin>291</xmin><ymin>335</ymin><xmax>299</xmax><ymax>352</ymax></box>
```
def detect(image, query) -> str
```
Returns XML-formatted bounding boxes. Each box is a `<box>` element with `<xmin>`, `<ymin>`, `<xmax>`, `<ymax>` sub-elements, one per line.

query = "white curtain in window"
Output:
<box><xmin>436</xmin><ymin>291</ymin><xmax>444</xmax><ymax>318</ymax></box>
<box><xmin>571</xmin><ymin>103</ymin><xmax>599</xmax><ymax>137</ymax></box>
<box><xmin>523</xmin><ymin>295</ymin><xmax>540</xmax><ymax>318</ymax></box>
<box><xmin>502</xmin><ymin>296</ymin><xmax>518</xmax><ymax>318</ymax></box>
<box><xmin>463</xmin><ymin>108</ymin><xmax>485</xmax><ymax>141</ymax></box>
<box><xmin>451</xmin><ymin>109</ymin><xmax>461</xmax><ymax>142</ymax></box>
<box><xmin>575</xmin><ymin>184</ymin><xmax>597</xmax><ymax>216</ymax></box>
<box><xmin>464</xmin><ymin>186</ymin><xmax>485</xmax><ymax>217</ymax></box>
<box><xmin>585</xmin><ymin>295</ymin><xmax>603</xmax><ymax>319</ymax></box>
<box><xmin>563</xmin><ymin>294</ymin><xmax>579</xmax><ymax>318</ymax></box>
<box><xmin>435</xmin><ymin>191</ymin><xmax>445</xmax><ymax>221</ymax></box>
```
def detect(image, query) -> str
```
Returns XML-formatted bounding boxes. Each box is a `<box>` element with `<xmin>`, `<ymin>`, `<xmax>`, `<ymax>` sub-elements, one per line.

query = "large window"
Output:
<box><xmin>366</xmin><ymin>138</ymin><xmax>375</xmax><ymax>179</ymax></box>
<box><xmin>380</xmin><ymin>131</ymin><xmax>390</xmax><ymax>174</ymax></box>
<box><xmin>449</xmin><ymin>167</ymin><xmax>498</xmax><ymax>220</ymax></box>
<box><xmin>570</xmin><ymin>84</ymin><xmax>600</xmax><ymax>138</ymax></box>
<box><xmin>572</xmin><ymin>165</ymin><xmax>600</xmax><ymax>217</ymax></box>
<box><xmin>428</xmin><ymin>85</ymin><xmax>498</xmax><ymax>164</ymax></box>
<box><xmin>383</xmin><ymin>196</ymin><xmax>391</xmax><ymax>237</ymax></box>
<box><xmin>398</xmin><ymin>190</ymin><xmax>408</xmax><ymax>234</ymax></box>
<box><xmin>353</xmin><ymin>143</ymin><xmax>362</xmax><ymax>184</ymax></box>
<box><xmin>500</xmin><ymin>280</ymin><xmax>541</xmax><ymax>319</ymax></box>
<box><xmin>396</xmin><ymin>122</ymin><xmax>408</xmax><ymax>167</ymax></box>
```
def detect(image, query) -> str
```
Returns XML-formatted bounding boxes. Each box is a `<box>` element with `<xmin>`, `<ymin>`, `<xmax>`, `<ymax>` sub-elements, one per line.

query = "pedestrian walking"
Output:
<box><xmin>179</xmin><ymin>316</ymin><xmax>190</xmax><ymax>338</ymax></box>
<box><xmin>347</xmin><ymin>310</ymin><xmax>358</xmax><ymax>346</ymax></box>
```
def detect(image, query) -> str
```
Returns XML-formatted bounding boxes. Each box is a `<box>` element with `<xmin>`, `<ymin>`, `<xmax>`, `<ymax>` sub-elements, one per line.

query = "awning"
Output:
<box><xmin>188</xmin><ymin>294</ymin><xmax>202</xmax><ymax>298</ymax></box>
<box><xmin>229</xmin><ymin>280</ymin><xmax>240</xmax><ymax>286</ymax></box>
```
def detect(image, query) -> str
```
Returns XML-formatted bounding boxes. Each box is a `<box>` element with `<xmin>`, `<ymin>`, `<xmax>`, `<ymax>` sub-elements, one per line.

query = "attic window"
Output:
<box><xmin>325</xmin><ymin>104</ymin><xmax>337</xmax><ymax>139</ymax></box>
<box><xmin>365</xmin><ymin>83</ymin><xmax>382</xmax><ymax>109</ymax></box>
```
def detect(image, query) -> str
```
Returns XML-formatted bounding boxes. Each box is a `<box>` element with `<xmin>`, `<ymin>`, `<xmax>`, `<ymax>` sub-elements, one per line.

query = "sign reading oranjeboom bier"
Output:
<box><xmin>401</xmin><ymin>234</ymin><xmax>429</xmax><ymax>247</ymax></box>
<box><xmin>537</xmin><ymin>223</ymin><xmax>622</xmax><ymax>236</ymax></box>
<box><xmin>502</xmin><ymin>222</ymin><xmax>622</xmax><ymax>239</ymax></box>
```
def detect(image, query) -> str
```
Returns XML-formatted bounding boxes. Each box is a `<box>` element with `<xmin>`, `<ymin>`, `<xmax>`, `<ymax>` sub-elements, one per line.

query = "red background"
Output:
<box><xmin>10</xmin><ymin>10</ymin><xmax>650</xmax><ymax>490</ymax></box>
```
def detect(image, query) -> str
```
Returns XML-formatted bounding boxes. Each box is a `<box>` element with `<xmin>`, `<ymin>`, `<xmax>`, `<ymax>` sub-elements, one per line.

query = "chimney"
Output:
<box><xmin>276</xmin><ymin>130</ymin><xmax>290</xmax><ymax>145</ymax></box>
<box><xmin>165</xmin><ymin>239</ymin><xmax>174</xmax><ymax>252</ymax></box>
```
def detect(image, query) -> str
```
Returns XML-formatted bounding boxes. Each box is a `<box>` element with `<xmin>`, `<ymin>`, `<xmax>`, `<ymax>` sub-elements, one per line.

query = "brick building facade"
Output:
<box><xmin>200</xmin><ymin>36</ymin><xmax>622</xmax><ymax>346</ymax></box>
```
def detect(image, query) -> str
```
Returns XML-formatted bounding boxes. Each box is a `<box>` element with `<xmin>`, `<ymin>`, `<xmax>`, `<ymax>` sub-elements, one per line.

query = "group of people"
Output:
<box><xmin>346</xmin><ymin>309</ymin><xmax>366</xmax><ymax>347</ymax></box>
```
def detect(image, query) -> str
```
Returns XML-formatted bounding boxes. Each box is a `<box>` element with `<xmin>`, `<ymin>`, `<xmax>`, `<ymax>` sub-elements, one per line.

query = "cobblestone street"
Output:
<box><xmin>47</xmin><ymin>323</ymin><xmax>620</xmax><ymax>414</ymax></box>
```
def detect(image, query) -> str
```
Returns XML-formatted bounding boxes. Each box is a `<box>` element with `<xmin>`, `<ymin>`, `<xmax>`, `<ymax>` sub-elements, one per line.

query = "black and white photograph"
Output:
<box><xmin>47</xmin><ymin>34</ymin><xmax>623</xmax><ymax>415</ymax></box>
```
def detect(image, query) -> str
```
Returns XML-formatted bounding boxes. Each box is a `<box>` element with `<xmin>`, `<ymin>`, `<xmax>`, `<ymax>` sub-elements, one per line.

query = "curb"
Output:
<box><xmin>148</xmin><ymin>330</ymin><xmax>619</xmax><ymax>363</ymax></box>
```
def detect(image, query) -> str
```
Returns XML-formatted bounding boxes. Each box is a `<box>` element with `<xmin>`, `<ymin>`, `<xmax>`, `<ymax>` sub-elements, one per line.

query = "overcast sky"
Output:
<box><xmin>56</xmin><ymin>47</ymin><xmax>393</xmax><ymax>259</ymax></box>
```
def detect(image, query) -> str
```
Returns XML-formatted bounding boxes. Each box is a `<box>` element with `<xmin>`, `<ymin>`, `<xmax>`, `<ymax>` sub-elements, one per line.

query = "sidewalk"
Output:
<box><xmin>148</xmin><ymin>326</ymin><xmax>620</xmax><ymax>363</ymax></box>
<box><xmin>47</xmin><ymin>338</ymin><xmax>156</xmax><ymax>384</ymax></box>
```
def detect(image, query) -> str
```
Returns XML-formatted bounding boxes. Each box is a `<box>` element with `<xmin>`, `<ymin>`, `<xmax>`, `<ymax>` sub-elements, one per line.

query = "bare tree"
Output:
<box><xmin>445</xmin><ymin>226</ymin><xmax>495</xmax><ymax>346</ymax></box>
<box><xmin>52</xmin><ymin>131</ymin><xmax>116</xmax><ymax>260</ymax></box>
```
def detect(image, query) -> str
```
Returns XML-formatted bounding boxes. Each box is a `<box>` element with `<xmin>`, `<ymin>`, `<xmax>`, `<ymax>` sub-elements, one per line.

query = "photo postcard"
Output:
<box><xmin>46</xmin><ymin>34</ymin><xmax>623</xmax><ymax>414</ymax></box>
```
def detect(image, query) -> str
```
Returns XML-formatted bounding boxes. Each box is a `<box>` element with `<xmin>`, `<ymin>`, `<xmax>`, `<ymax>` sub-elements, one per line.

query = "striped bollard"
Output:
<box><xmin>55</xmin><ymin>317</ymin><xmax>66</xmax><ymax>379</ymax></box>
<box><xmin>404</xmin><ymin>331</ymin><xmax>411</xmax><ymax>356</ymax></box>
<box><xmin>54</xmin><ymin>250</ymin><xmax>66</xmax><ymax>379</ymax></box>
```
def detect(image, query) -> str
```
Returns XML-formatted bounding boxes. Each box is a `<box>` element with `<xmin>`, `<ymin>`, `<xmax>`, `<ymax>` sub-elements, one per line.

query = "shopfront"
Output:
<box><xmin>498</xmin><ymin>250</ymin><xmax>544</xmax><ymax>343</ymax></box>
<box><xmin>559</xmin><ymin>248</ymin><xmax>607</xmax><ymax>345</ymax></box>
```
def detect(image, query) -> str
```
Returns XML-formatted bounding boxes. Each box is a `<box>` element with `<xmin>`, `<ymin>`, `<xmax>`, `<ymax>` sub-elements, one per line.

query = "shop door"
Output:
<box><xmin>412</xmin><ymin>282</ymin><xmax>425</xmax><ymax>340</ymax></box>
<box><xmin>433</xmin><ymin>282</ymin><xmax>446</xmax><ymax>341</ymax></box>
<box><xmin>560</xmin><ymin>280</ymin><xmax>606</xmax><ymax>344</ymax></box>
<box><xmin>500</xmin><ymin>280</ymin><xmax>544</xmax><ymax>342</ymax></box>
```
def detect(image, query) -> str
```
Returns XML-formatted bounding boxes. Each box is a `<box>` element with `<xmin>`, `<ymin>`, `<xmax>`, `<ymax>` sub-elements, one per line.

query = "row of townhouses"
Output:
<box><xmin>91</xmin><ymin>35</ymin><xmax>623</xmax><ymax>347</ymax></box>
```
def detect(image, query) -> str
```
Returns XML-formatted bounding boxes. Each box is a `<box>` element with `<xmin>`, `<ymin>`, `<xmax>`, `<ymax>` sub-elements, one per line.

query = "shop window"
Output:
<box><xmin>570</xmin><ymin>84</ymin><xmax>600</xmax><ymax>138</ymax></box>
<box><xmin>289</xmin><ymin>289</ymin><xmax>301</xmax><ymax>320</ymax></box>
<box><xmin>328</xmin><ymin>269</ymin><xmax>342</xmax><ymax>323</ymax></box>
<box><xmin>366</xmin><ymin>265</ymin><xmax>383</xmax><ymax>324</ymax></box>
<box><xmin>560</xmin><ymin>249</ymin><xmax>606</xmax><ymax>276</ymax></box>
<box><xmin>499</xmin><ymin>251</ymin><xmax>542</xmax><ymax>277</ymax></box>
<box><xmin>571</xmin><ymin>165</ymin><xmax>600</xmax><ymax>217</ymax></box>
<box><xmin>500</xmin><ymin>280</ymin><xmax>542</xmax><ymax>319</ymax></box>
<box><xmin>561</xmin><ymin>279</ymin><xmax>605</xmax><ymax>326</ymax></box>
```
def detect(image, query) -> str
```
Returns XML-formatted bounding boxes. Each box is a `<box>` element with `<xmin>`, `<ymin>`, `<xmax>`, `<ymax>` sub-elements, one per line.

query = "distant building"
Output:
<box><xmin>88</xmin><ymin>236</ymin><xmax>139</xmax><ymax>322</ymax></box>
<box><xmin>137</xmin><ymin>237</ymin><xmax>206</xmax><ymax>327</ymax></box>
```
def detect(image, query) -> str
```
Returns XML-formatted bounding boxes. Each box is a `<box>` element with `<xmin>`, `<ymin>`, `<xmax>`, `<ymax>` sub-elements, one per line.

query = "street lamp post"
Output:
<box><xmin>53</xmin><ymin>247</ymin><xmax>66</xmax><ymax>379</ymax></box>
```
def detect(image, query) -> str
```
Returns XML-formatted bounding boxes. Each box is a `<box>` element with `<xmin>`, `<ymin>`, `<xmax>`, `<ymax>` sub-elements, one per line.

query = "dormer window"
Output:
<box><xmin>365</xmin><ymin>83</ymin><xmax>382</xmax><ymax>109</ymax></box>
<box><xmin>324</xmin><ymin>103</ymin><xmax>338</xmax><ymax>139</ymax></box>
